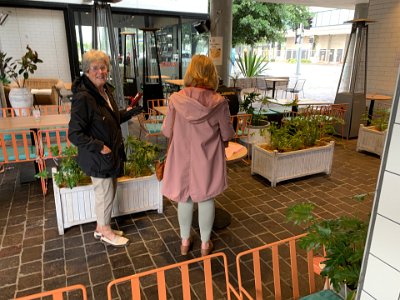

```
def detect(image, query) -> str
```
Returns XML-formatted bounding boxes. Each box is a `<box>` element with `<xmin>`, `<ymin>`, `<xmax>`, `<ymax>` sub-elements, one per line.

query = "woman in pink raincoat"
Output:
<box><xmin>161</xmin><ymin>55</ymin><xmax>235</xmax><ymax>256</ymax></box>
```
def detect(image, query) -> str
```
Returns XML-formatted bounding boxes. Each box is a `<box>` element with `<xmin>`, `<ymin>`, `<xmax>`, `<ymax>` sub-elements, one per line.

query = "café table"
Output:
<box><xmin>164</xmin><ymin>79</ymin><xmax>184</xmax><ymax>87</ymax></box>
<box><xmin>265</xmin><ymin>77</ymin><xmax>289</xmax><ymax>99</ymax></box>
<box><xmin>365</xmin><ymin>94</ymin><xmax>392</xmax><ymax>125</ymax></box>
<box><xmin>0</xmin><ymin>114</ymin><xmax>70</xmax><ymax>131</ymax></box>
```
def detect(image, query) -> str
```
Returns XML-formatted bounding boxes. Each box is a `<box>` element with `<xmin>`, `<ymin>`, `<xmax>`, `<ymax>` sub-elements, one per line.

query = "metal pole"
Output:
<box><xmin>295</xmin><ymin>23</ymin><xmax>304</xmax><ymax>76</ymax></box>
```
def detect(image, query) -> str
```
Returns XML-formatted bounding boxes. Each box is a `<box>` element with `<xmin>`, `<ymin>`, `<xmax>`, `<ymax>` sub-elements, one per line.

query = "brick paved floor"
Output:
<box><xmin>0</xmin><ymin>136</ymin><xmax>380</xmax><ymax>300</ymax></box>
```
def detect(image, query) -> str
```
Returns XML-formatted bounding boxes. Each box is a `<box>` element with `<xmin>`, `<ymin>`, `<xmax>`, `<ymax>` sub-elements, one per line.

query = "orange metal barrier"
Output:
<box><xmin>15</xmin><ymin>284</ymin><xmax>87</xmax><ymax>300</ymax></box>
<box><xmin>107</xmin><ymin>252</ymin><xmax>241</xmax><ymax>300</ymax></box>
<box><xmin>37</xmin><ymin>128</ymin><xmax>71</xmax><ymax>195</ymax></box>
<box><xmin>235</xmin><ymin>233</ymin><xmax>319</xmax><ymax>300</ymax></box>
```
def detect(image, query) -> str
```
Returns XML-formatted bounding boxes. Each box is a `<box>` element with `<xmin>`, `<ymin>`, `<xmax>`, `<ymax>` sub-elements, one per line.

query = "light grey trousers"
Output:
<box><xmin>178</xmin><ymin>197</ymin><xmax>215</xmax><ymax>243</ymax></box>
<box><xmin>91</xmin><ymin>176</ymin><xmax>117</xmax><ymax>226</ymax></box>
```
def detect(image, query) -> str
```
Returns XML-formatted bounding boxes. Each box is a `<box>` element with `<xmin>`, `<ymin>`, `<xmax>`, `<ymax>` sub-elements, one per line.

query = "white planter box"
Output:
<box><xmin>52</xmin><ymin>168</ymin><xmax>163</xmax><ymax>235</ymax></box>
<box><xmin>251</xmin><ymin>141</ymin><xmax>335</xmax><ymax>187</ymax></box>
<box><xmin>356</xmin><ymin>124</ymin><xmax>387</xmax><ymax>156</ymax></box>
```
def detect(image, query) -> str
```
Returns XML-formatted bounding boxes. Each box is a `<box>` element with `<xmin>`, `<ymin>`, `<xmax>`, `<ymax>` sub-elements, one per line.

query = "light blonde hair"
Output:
<box><xmin>183</xmin><ymin>55</ymin><xmax>219</xmax><ymax>91</ymax></box>
<box><xmin>82</xmin><ymin>49</ymin><xmax>110</xmax><ymax>73</ymax></box>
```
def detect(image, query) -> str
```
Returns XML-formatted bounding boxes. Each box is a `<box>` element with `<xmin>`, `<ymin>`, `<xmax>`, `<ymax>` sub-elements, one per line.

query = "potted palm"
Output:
<box><xmin>251</xmin><ymin>115</ymin><xmax>336</xmax><ymax>187</ymax></box>
<box><xmin>357</xmin><ymin>107</ymin><xmax>390</xmax><ymax>156</ymax></box>
<box><xmin>286</xmin><ymin>200</ymin><xmax>369</xmax><ymax>299</ymax></box>
<box><xmin>2</xmin><ymin>45</ymin><xmax>43</xmax><ymax>115</ymax></box>
<box><xmin>233</xmin><ymin>50</ymin><xmax>269</xmax><ymax>89</ymax></box>
<box><xmin>50</xmin><ymin>137</ymin><xmax>163</xmax><ymax>235</ymax></box>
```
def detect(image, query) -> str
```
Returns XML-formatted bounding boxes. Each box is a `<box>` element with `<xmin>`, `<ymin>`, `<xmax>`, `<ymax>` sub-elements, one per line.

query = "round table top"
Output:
<box><xmin>225</xmin><ymin>142</ymin><xmax>247</xmax><ymax>162</ymax></box>
<box><xmin>366</xmin><ymin>94</ymin><xmax>392</xmax><ymax>101</ymax></box>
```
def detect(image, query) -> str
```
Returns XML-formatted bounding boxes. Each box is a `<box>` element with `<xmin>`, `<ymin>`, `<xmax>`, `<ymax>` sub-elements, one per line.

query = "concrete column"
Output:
<box><xmin>210</xmin><ymin>0</ymin><xmax>232</xmax><ymax>85</ymax></box>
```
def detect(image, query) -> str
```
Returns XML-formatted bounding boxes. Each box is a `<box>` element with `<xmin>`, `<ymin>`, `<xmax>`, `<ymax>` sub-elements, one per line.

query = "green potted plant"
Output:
<box><xmin>251</xmin><ymin>114</ymin><xmax>336</xmax><ymax>187</ymax></box>
<box><xmin>50</xmin><ymin>136</ymin><xmax>163</xmax><ymax>235</ymax></box>
<box><xmin>238</xmin><ymin>91</ymin><xmax>271</xmax><ymax>149</ymax></box>
<box><xmin>2</xmin><ymin>45</ymin><xmax>43</xmax><ymax>114</ymax></box>
<box><xmin>233</xmin><ymin>51</ymin><xmax>269</xmax><ymax>90</ymax></box>
<box><xmin>357</xmin><ymin>106</ymin><xmax>390</xmax><ymax>156</ymax></box>
<box><xmin>286</xmin><ymin>199</ymin><xmax>369</xmax><ymax>299</ymax></box>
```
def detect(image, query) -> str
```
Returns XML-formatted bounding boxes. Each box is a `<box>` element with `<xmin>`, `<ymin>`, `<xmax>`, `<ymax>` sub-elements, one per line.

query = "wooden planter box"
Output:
<box><xmin>356</xmin><ymin>124</ymin><xmax>387</xmax><ymax>156</ymax></box>
<box><xmin>52</xmin><ymin>168</ymin><xmax>163</xmax><ymax>235</ymax></box>
<box><xmin>251</xmin><ymin>141</ymin><xmax>335</xmax><ymax>187</ymax></box>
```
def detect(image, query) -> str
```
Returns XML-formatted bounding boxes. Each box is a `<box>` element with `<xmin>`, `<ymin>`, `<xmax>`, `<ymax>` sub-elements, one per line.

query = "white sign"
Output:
<box><xmin>209</xmin><ymin>36</ymin><xmax>223</xmax><ymax>66</ymax></box>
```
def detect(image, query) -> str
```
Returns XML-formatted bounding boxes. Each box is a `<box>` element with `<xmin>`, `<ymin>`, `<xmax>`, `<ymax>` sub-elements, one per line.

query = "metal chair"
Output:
<box><xmin>285</xmin><ymin>79</ymin><xmax>306</xmax><ymax>98</ymax></box>
<box><xmin>137</xmin><ymin>112</ymin><xmax>165</xmax><ymax>144</ymax></box>
<box><xmin>0</xmin><ymin>107</ymin><xmax>32</xmax><ymax>118</ymax></box>
<box><xmin>0</xmin><ymin>130</ymin><xmax>41</xmax><ymax>180</ymax></box>
<box><xmin>15</xmin><ymin>284</ymin><xmax>87</xmax><ymax>300</ymax></box>
<box><xmin>256</xmin><ymin>76</ymin><xmax>273</xmax><ymax>97</ymax></box>
<box><xmin>107</xmin><ymin>252</ymin><xmax>240</xmax><ymax>300</ymax></box>
<box><xmin>147</xmin><ymin>99</ymin><xmax>167</xmax><ymax>120</ymax></box>
<box><xmin>230</xmin><ymin>114</ymin><xmax>252</xmax><ymax>162</ymax></box>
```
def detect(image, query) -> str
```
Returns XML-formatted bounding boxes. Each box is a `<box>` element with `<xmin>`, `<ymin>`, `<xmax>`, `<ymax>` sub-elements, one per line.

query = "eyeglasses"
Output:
<box><xmin>89</xmin><ymin>65</ymin><xmax>108</xmax><ymax>72</ymax></box>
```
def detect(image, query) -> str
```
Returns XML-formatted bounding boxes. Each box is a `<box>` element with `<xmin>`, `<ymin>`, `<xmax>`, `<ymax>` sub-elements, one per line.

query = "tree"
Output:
<box><xmin>232</xmin><ymin>0</ymin><xmax>313</xmax><ymax>47</ymax></box>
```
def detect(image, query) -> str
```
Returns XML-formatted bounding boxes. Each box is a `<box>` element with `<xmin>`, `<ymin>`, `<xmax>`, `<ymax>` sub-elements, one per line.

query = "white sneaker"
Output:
<box><xmin>94</xmin><ymin>229</ymin><xmax>124</xmax><ymax>239</ymax></box>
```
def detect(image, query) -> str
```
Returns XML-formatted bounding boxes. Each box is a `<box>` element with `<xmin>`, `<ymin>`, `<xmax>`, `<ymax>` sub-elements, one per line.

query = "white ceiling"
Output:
<box><xmin>256</xmin><ymin>0</ymin><xmax>369</xmax><ymax>10</ymax></box>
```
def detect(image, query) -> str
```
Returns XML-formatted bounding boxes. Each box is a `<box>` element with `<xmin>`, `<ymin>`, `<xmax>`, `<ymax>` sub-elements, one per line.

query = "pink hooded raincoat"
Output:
<box><xmin>161</xmin><ymin>87</ymin><xmax>235</xmax><ymax>202</ymax></box>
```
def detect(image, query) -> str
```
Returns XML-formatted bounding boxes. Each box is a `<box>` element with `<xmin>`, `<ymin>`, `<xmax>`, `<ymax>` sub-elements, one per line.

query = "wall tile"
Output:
<box><xmin>386</xmin><ymin>124</ymin><xmax>400</xmax><ymax>174</ymax></box>
<box><xmin>362</xmin><ymin>254</ymin><xmax>400</xmax><ymax>299</ymax></box>
<box><xmin>370</xmin><ymin>215</ymin><xmax>400</xmax><ymax>271</ymax></box>
<box><xmin>377</xmin><ymin>171</ymin><xmax>400</xmax><ymax>223</ymax></box>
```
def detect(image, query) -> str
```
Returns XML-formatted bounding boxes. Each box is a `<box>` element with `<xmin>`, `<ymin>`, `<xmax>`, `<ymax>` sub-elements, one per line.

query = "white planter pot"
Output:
<box><xmin>8</xmin><ymin>88</ymin><xmax>33</xmax><ymax>116</ymax></box>
<box><xmin>251</xmin><ymin>141</ymin><xmax>335</xmax><ymax>187</ymax></box>
<box><xmin>52</xmin><ymin>168</ymin><xmax>163</xmax><ymax>235</ymax></box>
<box><xmin>356</xmin><ymin>124</ymin><xmax>387</xmax><ymax>157</ymax></box>
<box><xmin>240</xmin><ymin>123</ymin><xmax>270</xmax><ymax>155</ymax></box>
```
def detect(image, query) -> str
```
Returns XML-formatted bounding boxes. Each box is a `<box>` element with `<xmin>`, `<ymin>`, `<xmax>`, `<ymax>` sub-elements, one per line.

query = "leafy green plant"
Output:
<box><xmin>363</xmin><ymin>107</ymin><xmax>390</xmax><ymax>131</ymax></box>
<box><xmin>235</xmin><ymin>51</ymin><xmax>269</xmax><ymax>77</ymax></box>
<box><xmin>286</xmin><ymin>201</ymin><xmax>368</xmax><ymax>294</ymax></box>
<box><xmin>0</xmin><ymin>51</ymin><xmax>12</xmax><ymax>85</ymax></box>
<box><xmin>2</xmin><ymin>45</ymin><xmax>43</xmax><ymax>88</ymax></box>
<box><xmin>268</xmin><ymin>115</ymin><xmax>335</xmax><ymax>152</ymax></box>
<box><xmin>240</xmin><ymin>91</ymin><xmax>270</xmax><ymax>126</ymax></box>
<box><xmin>124</xmin><ymin>136</ymin><xmax>161</xmax><ymax>177</ymax></box>
<box><xmin>52</xmin><ymin>146</ymin><xmax>88</xmax><ymax>188</ymax></box>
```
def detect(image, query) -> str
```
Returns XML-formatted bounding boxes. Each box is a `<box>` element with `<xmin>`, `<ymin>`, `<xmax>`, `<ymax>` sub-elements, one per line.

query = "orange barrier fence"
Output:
<box><xmin>107</xmin><ymin>252</ymin><xmax>241</xmax><ymax>300</ymax></box>
<box><xmin>15</xmin><ymin>284</ymin><xmax>87</xmax><ymax>300</ymax></box>
<box><xmin>235</xmin><ymin>233</ymin><xmax>319</xmax><ymax>300</ymax></box>
<box><xmin>16</xmin><ymin>234</ymin><xmax>327</xmax><ymax>300</ymax></box>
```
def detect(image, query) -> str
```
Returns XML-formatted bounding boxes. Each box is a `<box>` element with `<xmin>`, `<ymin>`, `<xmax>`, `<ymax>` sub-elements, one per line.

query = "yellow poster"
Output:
<box><xmin>209</xmin><ymin>36</ymin><xmax>223</xmax><ymax>66</ymax></box>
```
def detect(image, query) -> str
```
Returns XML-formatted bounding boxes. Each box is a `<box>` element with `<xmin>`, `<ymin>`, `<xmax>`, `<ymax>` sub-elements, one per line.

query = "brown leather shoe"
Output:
<box><xmin>201</xmin><ymin>241</ymin><xmax>213</xmax><ymax>257</ymax></box>
<box><xmin>180</xmin><ymin>238</ymin><xmax>193</xmax><ymax>255</ymax></box>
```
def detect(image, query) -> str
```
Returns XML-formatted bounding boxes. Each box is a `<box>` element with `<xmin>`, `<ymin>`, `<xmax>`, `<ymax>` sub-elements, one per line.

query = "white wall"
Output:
<box><xmin>0</xmin><ymin>7</ymin><xmax>71</xmax><ymax>83</ymax></box>
<box><xmin>367</xmin><ymin>0</ymin><xmax>400</xmax><ymax>95</ymax></box>
<box><xmin>358</xmin><ymin>0</ymin><xmax>400</xmax><ymax>299</ymax></box>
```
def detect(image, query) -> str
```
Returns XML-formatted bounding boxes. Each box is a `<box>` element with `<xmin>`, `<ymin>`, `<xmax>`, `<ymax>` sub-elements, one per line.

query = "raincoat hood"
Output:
<box><xmin>170</xmin><ymin>87</ymin><xmax>227</xmax><ymax>124</ymax></box>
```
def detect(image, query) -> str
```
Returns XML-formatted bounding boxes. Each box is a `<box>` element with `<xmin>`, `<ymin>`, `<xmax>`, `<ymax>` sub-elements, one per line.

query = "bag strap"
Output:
<box><xmin>165</xmin><ymin>108</ymin><xmax>176</xmax><ymax>156</ymax></box>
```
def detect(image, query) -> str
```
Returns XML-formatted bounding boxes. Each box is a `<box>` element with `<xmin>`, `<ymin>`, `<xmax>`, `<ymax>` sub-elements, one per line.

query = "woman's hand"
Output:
<box><xmin>101</xmin><ymin>145</ymin><xmax>111</xmax><ymax>154</ymax></box>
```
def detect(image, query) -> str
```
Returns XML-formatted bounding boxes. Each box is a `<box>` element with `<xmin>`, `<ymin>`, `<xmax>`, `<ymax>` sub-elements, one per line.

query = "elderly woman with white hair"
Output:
<box><xmin>68</xmin><ymin>49</ymin><xmax>142</xmax><ymax>247</ymax></box>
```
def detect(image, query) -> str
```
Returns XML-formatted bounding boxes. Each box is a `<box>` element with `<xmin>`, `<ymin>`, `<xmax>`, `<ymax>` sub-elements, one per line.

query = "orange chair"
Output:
<box><xmin>235</xmin><ymin>233</ymin><xmax>319</xmax><ymax>300</ymax></box>
<box><xmin>147</xmin><ymin>99</ymin><xmax>167</xmax><ymax>120</ymax></box>
<box><xmin>0</xmin><ymin>130</ymin><xmax>41</xmax><ymax>175</ymax></box>
<box><xmin>0</xmin><ymin>107</ymin><xmax>32</xmax><ymax>117</ymax></box>
<box><xmin>230</xmin><ymin>113</ymin><xmax>253</xmax><ymax>142</ymax></box>
<box><xmin>15</xmin><ymin>284</ymin><xmax>87</xmax><ymax>300</ymax></box>
<box><xmin>37</xmin><ymin>128</ymin><xmax>71</xmax><ymax>195</ymax></box>
<box><xmin>137</xmin><ymin>112</ymin><xmax>165</xmax><ymax>144</ymax></box>
<box><xmin>107</xmin><ymin>252</ymin><xmax>240</xmax><ymax>300</ymax></box>
<box><xmin>230</xmin><ymin>114</ymin><xmax>252</xmax><ymax>162</ymax></box>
